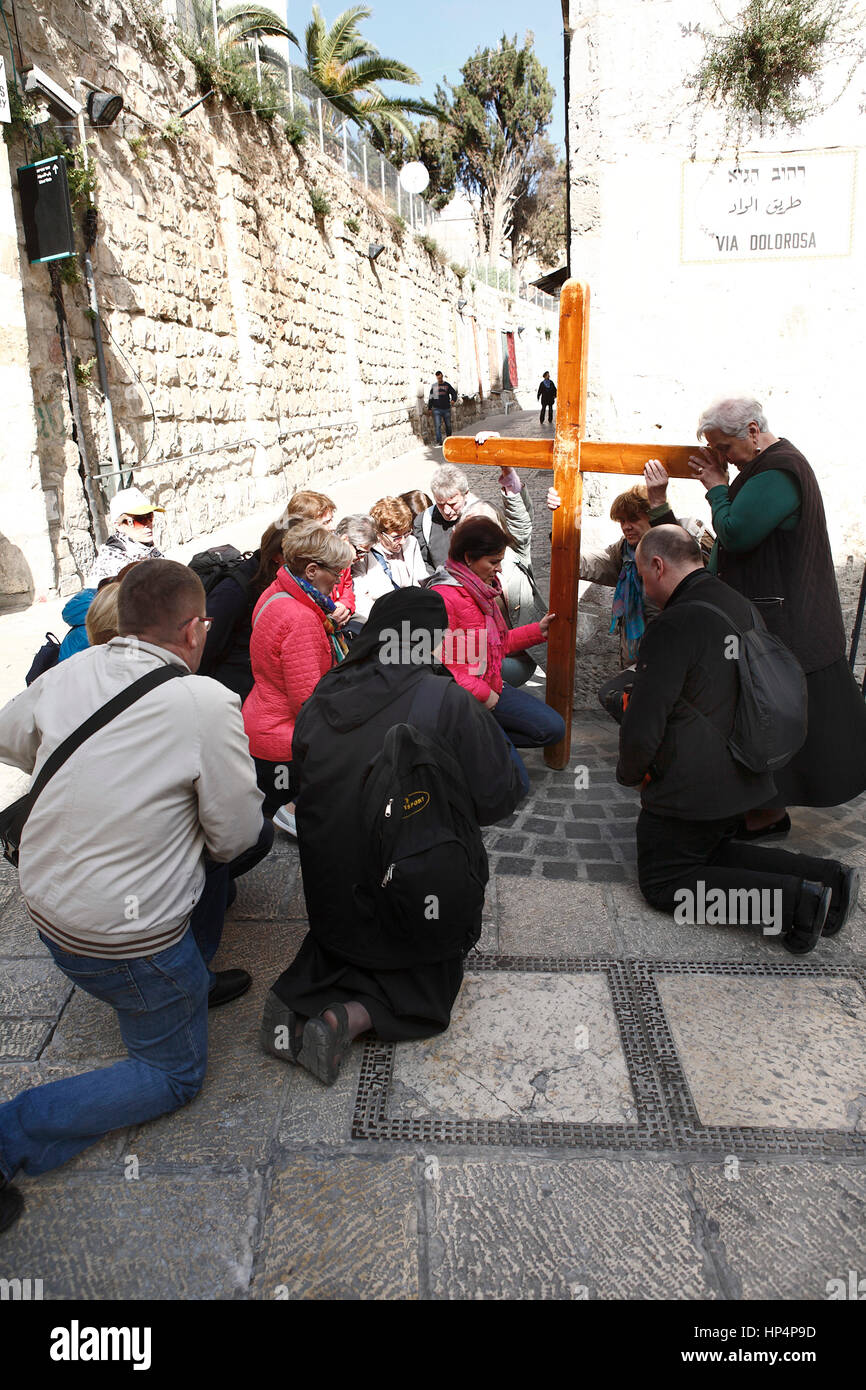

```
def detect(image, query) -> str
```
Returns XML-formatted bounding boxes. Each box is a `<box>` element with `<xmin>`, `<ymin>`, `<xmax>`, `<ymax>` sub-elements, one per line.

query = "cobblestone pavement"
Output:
<box><xmin>1</xmin><ymin>410</ymin><xmax>865</xmax><ymax>1301</ymax></box>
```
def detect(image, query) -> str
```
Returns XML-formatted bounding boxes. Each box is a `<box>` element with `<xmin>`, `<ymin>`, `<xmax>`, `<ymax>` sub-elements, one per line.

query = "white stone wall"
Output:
<box><xmin>565</xmin><ymin>0</ymin><xmax>866</xmax><ymax>569</ymax></box>
<box><xmin>0</xmin><ymin>0</ymin><xmax>557</xmax><ymax>601</ymax></box>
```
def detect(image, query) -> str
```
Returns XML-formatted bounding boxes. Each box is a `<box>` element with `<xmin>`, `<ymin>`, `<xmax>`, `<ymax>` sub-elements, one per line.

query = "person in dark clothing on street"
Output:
<box><xmin>199</xmin><ymin>522</ymin><xmax>286</xmax><ymax>701</ymax></box>
<box><xmin>618</xmin><ymin>526</ymin><xmax>860</xmax><ymax>956</ymax></box>
<box><xmin>537</xmin><ymin>371</ymin><xmax>557</xmax><ymax>424</ymax></box>
<box><xmin>260</xmin><ymin>587</ymin><xmax>524</xmax><ymax>1085</ymax></box>
<box><xmin>428</xmin><ymin>371</ymin><xmax>458</xmax><ymax>445</ymax></box>
<box><xmin>688</xmin><ymin>395</ymin><xmax>866</xmax><ymax>837</ymax></box>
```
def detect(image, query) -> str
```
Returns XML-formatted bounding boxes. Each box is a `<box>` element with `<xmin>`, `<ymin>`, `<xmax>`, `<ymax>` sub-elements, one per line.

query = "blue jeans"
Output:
<box><xmin>492</xmin><ymin>683</ymin><xmax>566</xmax><ymax>797</ymax></box>
<box><xmin>432</xmin><ymin>408</ymin><xmax>452</xmax><ymax>444</ymax></box>
<box><xmin>0</xmin><ymin>928</ymin><xmax>209</xmax><ymax>1178</ymax></box>
<box><xmin>0</xmin><ymin>820</ymin><xmax>274</xmax><ymax>1180</ymax></box>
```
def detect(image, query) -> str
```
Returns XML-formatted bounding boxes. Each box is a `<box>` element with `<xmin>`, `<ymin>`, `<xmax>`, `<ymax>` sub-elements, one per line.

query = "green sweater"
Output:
<box><xmin>705</xmin><ymin>469</ymin><xmax>801</xmax><ymax>574</ymax></box>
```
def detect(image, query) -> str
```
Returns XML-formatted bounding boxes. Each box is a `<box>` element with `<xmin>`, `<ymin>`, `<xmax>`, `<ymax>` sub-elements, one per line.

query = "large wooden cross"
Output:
<box><xmin>444</xmin><ymin>278</ymin><xmax>699</xmax><ymax>771</ymax></box>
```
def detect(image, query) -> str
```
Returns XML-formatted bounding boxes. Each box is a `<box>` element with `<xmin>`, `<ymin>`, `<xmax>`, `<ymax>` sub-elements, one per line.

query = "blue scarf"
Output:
<box><xmin>609</xmin><ymin>542</ymin><xmax>645</xmax><ymax>661</ymax></box>
<box><xmin>292</xmin><ymin>570</ymin><xmax>349</xmax><ymax>664</ymax></box>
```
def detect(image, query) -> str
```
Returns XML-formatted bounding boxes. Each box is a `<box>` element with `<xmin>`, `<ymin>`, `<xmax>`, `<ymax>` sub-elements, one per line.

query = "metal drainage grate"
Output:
<box><xmin>351</xmin><ymin>956</ymin><xmax>866</xmax><ymax>1155</ymax></box>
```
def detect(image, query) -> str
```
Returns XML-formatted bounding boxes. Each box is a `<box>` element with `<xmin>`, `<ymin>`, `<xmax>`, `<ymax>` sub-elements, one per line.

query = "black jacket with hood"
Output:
<box><xmin>291</xmin><ymin>589</ymin><xmax>523</xmax><ymax>968</ymax></box>
<box><xmin>617</xmin><ymin>568</ymin><xmax>777</xmax><ymax>819</ymax></box>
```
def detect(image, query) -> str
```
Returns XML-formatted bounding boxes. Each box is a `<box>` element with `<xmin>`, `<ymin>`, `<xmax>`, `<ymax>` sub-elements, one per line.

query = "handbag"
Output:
<box><xmin>0</xmin><ymin>666</ymin><xmax>185</xmax><ymax>867</ymax></box>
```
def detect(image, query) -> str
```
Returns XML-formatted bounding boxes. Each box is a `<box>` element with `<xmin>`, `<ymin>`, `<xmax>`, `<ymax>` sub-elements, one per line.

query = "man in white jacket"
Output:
<box><xmin>0</xmin><ymin>560</ymin><xmax>270</xmax><ymax>1233</ymax></box>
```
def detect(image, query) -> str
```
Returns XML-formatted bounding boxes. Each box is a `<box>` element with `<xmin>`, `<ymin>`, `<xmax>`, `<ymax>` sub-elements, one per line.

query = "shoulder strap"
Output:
<box><xmin>370</xmin><ymin>548</ymin><xmax>399</xmax><ymax>589</ymax></box>
<box><xmin>253</xmin><ymin>591</ymin><xmax>291</xmax><ymax>627</ymax></box>
<box><xmin>24</xmin><ymin>665</ymin><xmax>186</xmax><ymax>816</ymax></box>
<box><xmin>407</xmin><ymin>674</ymin><xmax>450</xmax><ymax>729</ymax></box>
<box><xmin>680</xmin><ymin>597</ymin><xmax>752</xmax><ymax>639</ymax></box>
<box><xmin>422</xmin><ymin>507</ymin><xmax>433</xmax><ymax>545</ymax></box>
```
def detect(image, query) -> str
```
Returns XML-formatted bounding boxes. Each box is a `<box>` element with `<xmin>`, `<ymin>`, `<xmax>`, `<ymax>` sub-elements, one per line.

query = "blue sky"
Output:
<box><xmin>283</xmin><ymin>1</ymin><xmax>566</xmax><ymax>153</ymax></box>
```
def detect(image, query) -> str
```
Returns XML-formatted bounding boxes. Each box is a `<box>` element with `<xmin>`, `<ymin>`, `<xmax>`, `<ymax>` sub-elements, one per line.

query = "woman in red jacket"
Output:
<box><xmin>430</xmin><ymin>515</ymin><xmax>564</xmax><ymax>795</ymax></box>
<box><xmin>243</xmin><ymin>521</ymin><xmax>355</xmax><ymax>821</ymax></box>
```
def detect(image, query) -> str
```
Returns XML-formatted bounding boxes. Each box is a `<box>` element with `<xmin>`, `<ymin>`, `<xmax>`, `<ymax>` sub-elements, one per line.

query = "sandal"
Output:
<box><xmin>298</xmin><ymin>1003</ymin><xmax>352</xmax><ymax>1086</ymax></box>
<box><xmin>260</xmin><ymin>989</ymin><xmax>304</xmax><ymax>1063</ymax></box>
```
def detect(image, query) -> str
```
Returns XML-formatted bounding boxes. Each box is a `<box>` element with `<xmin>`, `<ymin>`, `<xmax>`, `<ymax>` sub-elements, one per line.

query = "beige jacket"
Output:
<box><xmin>0</xmin><ymin>637</ymin><xmax>264</xmax><ymax>958</ymax></box>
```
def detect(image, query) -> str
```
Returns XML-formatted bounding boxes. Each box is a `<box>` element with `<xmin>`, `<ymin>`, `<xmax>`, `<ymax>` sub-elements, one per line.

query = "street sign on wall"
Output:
<box><xmin>681</xmin><ymin>150</ymin><xmax>857</xmax><ymax>264</ymax></box>
<box><xmin>0</xmin><ymin>56</ymin><xmax>11</xmax><ymax>123</ymax></box>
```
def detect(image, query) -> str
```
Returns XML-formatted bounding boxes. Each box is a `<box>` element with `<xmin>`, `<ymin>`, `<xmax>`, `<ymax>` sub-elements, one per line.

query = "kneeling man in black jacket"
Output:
<box><xmin>617</xmin><ymin>526</ymin><xmax>859</xmax><ymax>955</ymax></box>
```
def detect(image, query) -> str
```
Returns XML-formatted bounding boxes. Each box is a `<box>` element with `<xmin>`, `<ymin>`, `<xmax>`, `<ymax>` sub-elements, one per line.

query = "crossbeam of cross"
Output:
<box><xmin>444</xmin><ymin>279</ymin><xmax>699</xmax><ymax>770</ymax></box>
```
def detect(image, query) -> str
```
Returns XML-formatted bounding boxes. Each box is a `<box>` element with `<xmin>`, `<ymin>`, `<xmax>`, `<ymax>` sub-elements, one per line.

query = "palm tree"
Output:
<box><xmin>302</xmin><ymin>5</ymin><xmax>442</xmax><ymax>140</ymax></box>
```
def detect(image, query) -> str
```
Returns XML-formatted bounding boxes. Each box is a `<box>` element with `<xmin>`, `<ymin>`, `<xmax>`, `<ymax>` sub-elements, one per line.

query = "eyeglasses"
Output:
<box><xmin>380</xmin><ymin>530</ymin><xmax>410</xmax><ymax>543</ymax></box>
<box><xmin>130</xmin><ymin>513</ymin><xmax>154</xmax><ymax>525</ymax></box>
<box><xmin>177</xmin><ymin>615</ymin><xmax>213</xmax><ymax>632</ymax></box>
<box><xmin>353</xmin><ymin>546</ymin><xmax>371</xmax><ymax>559</ymax></box>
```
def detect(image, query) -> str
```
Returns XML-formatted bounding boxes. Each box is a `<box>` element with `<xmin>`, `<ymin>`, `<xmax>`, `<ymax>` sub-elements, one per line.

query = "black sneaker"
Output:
<box><xmin>0</xmin><ymin>1176</ymin><xmax>24</xmax><ymax>1235</ymax></box>
<box><xmin>822</xmin><ymin>867</ymin><xmax>861</xmax><ymax>938</ymax></box>
<box><xmin>783</xmin><ymin>881</ymin><xmax>831</xmax><ymax>955</ymax></box>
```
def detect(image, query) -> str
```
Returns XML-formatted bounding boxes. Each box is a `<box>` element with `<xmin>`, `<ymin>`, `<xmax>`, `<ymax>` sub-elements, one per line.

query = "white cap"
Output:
<box><xmin>108</xmin><ymin>486</ymin><xmax>165</xmax><ymax>525</ymax></box>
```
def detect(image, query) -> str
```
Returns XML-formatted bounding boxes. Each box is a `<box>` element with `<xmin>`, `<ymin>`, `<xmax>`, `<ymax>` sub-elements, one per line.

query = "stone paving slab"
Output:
<box><xmin>387</xmin><ymin>972</ymin><xmax>636</xmax><ymax>1125</ymax></box>
<box><xmin>425</xmin><ymin>1157</ymin><xmax>716</xmax><ymax>1300</ymax></box>
<box><xmin>657</xmin><ymin>973</ymin><xmax>866</xmax><ymax>1130</ymax></box>
<box><xmin>249</xmin><ymin>1153</ymin><xmax>419</xmax><ymax>1301</ymax></box>
<box><xmin>0</xmin><ymin>958</ymin><xmax>73</xmax><ymax>1016</ymax></box>
<box><xmin>276</xmin><ymin>1048</ymin><xmax>363</xmax><ymax>1148</ymax></box>
<box><xmin>688</xmin><ymin>1162</ymin><xmax>866</xmax><ymax>1300</ymax></box>
<box><xmin>497</xmin><ymin>879</ymin><xmax>617</xmax><ymax>956</ymax></box>
<box><xmin>0</xmin><ymin>1018</ymin><xmax>54</xmax><ymax>1060</ymax></box>
<box><xmin>0</xmin><ymin>895</ymin><xmax>51</xmax><ymax>958</ymax></box>
<box><xmin>1</xmin><ymin>1172</ymin><xmax>262</xmax><ymax>1299</ymax></box>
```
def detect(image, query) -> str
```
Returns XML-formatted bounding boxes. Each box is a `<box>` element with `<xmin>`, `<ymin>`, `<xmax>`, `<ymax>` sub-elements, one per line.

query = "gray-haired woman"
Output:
<box><xmin>688</xmin><ymin>395</ymin><xmax>866</xmax><ymax>841</ymax></box>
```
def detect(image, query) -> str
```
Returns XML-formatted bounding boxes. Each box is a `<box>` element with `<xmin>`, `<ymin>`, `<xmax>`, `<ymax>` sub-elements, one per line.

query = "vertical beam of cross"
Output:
<box><xmin>544</xmin><ymin>280</ymin><xmax>589</xmax><ymax>770</ymax></box>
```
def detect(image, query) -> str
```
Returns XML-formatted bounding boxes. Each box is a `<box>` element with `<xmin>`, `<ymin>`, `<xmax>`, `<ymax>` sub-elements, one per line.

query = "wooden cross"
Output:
<box><xmin>444</xmin><ymin>278</ymin><xmax>699</xmax><ymax>770</ymax></box>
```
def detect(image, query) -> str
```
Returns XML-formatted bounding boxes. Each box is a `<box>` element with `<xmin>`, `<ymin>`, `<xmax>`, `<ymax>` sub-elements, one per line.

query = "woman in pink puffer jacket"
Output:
<box><xmin>243</xmin><ymin>521</ymin><xmax>354</xmax><ymax>819</ymax></box>
<box><xmin>429</xmin><ymin>515</ymin><xmax>564</xmax><ymax>795</ymax></box>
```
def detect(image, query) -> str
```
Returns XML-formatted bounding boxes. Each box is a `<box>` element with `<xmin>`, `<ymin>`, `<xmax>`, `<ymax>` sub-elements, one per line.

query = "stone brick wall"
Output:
<box><xmin>0</xmin><ymin>0</ymin><xmax>557</xmax><ymax>603</ymax></box>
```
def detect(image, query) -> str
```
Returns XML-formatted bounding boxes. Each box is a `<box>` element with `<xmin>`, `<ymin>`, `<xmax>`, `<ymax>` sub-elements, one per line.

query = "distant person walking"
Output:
<box><xmin>537</xmin><ymin>372</ymin><xmax>556</xmax><ymax>424</ymax></box>
<box><xmin>428</xmin><ymin>371</ymin><xmax>458</xmax><ymax>446</ymax></box>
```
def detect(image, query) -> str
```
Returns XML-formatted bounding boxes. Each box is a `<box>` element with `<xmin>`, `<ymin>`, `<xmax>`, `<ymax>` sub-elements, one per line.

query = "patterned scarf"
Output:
<box><xmin>292</xmin><ymin>571</ymin><xmax>349</xmax><ymax>663</ymax></box>
<box><xmin>609</xmin><ymin>542</ymin><xmax>645</xmax><ymax>661</ymax></box>
<box><xmin>445</xmin><ymin>558</ymin><xmax>507</xmax><ymax>663</ymax></box>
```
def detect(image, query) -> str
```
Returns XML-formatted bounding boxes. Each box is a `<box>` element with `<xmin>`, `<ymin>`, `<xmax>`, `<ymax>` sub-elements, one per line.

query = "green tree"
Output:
<box><xmin>302</xmin><ymin>4</ymin><xmax>442</xmax><ymax>139</ymax></box>
<box><xmin>510</xmin><ymin>136</ymin><xmax>566</xmax><ymax>272</ymax></box>
<box><xmin>436</xmin><ymin>33</ymin><xmax>555</xmax><ymax>261</ymax></box>
<box><xmin>368</xmin><ymin>117</ymin><xmax>457</xmax><ymax>209</ymax></box>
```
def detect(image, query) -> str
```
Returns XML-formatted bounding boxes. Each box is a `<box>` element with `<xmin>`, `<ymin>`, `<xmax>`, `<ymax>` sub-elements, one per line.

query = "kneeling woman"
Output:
<box><xmin>430</xmin><ymin>515</ymin><xmax>563</xmax><ymax>794</ymax></box>
<box><xmin>260</xmin><ymin>588</ymin><xmax>523</xmax><ymax>1084</ymax></box>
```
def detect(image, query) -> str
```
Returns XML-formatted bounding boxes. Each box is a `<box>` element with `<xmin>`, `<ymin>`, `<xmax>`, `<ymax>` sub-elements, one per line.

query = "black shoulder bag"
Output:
<box><xmin>0</xmin><ymin>666</ymin><xmax>185</xmax><ymax>867</ymax></box>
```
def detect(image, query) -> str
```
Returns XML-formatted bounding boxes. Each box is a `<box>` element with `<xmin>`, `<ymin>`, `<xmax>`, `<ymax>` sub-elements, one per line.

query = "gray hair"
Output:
<box><xmin>697</xmin><ymin>397</ymin><xmax>768</xmax><ymax>440</ymax></box>
<box><xmin>430</xmin><ymin>464</ymin><xmax>469</xmax><ymax>500</ymax></box>
<box><xmin>336</xmin><ymin>514</ymin><xmax>378</xmax><ymax>548</ymax></box>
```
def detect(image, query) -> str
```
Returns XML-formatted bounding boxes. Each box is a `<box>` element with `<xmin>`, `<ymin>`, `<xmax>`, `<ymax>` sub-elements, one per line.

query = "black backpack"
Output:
<box><xmin>188</xmin><ymin>544</ymin><xmax>253</xmax><ymax>599</ymax></box>
<box><xmin>25</xmin><ymin>633</ymin><xmax>61</xmax><ymax>686</ymax></box>
<box><xmin>685</xmin><ymin>599</ymin><xmax>807</xmax><ymax>774</ymax></box>
<box><xmin>354</xmin><ymin>678</ymin><xmax>488</xmax><ymax>964</ymax></box>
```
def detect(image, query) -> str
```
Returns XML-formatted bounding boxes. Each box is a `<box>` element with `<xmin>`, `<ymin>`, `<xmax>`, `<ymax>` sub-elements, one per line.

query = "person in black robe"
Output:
<box><xmin>260</xmin><ymin>588</ymin><xmax>524</xmax><ymax>1084</ymax></box>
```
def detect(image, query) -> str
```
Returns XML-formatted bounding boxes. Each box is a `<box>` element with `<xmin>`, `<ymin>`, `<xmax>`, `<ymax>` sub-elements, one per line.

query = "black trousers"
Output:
<box><xmin>636</xmin><ymin>809</ymin><xmax>845</xmax><ymax>932</ymax></box>
<box><xmin>539</xmin><ymin>402</ymin><xmax>553</xmax><ymax>423</ymax></box>
<box><xmin>254</xmin><ymin>757</ymin><xmax>297</xmax><ymax>819</ymax></box>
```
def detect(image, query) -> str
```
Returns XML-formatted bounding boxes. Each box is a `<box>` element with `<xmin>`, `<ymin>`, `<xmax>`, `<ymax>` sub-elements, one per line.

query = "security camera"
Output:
<box><xmin>23</xmin><ymin>66</ymin><xmax>82</xmax><ymax>120</ymax></box>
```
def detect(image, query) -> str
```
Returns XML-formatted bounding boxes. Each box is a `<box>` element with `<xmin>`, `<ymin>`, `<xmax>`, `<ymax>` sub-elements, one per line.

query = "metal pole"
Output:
<box><xmin>380</xmin><ymin>153</ymin><xmax>385</xmax><ymax>200</ymax></box>
<box><xmin>362</xmin><ymin>139</ymin><xmax>367</xmax><ymax>188</ymax></box>
<box><xmin>212</xmin><ymin>0</ymin><xmax>219</xmax><ymax>52</ymax></box>
<box><xmin>342</xmin><ymin>120</ymin><xmax>348</xmax><ymax>171</ymax></box>
<box><xmin>317</xmin><ymin>98</ymin><xmax>324</xmax><ymax>152</ymax></box>
<box><xmin>254</xmin><ymin>33</ymin><xmax>262</xmax><ymax>94</ymax></box>
<box><xmin>287</xmin><ymin>62</ymin><xmax>293</xmax><ymax>113</ymax></box>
